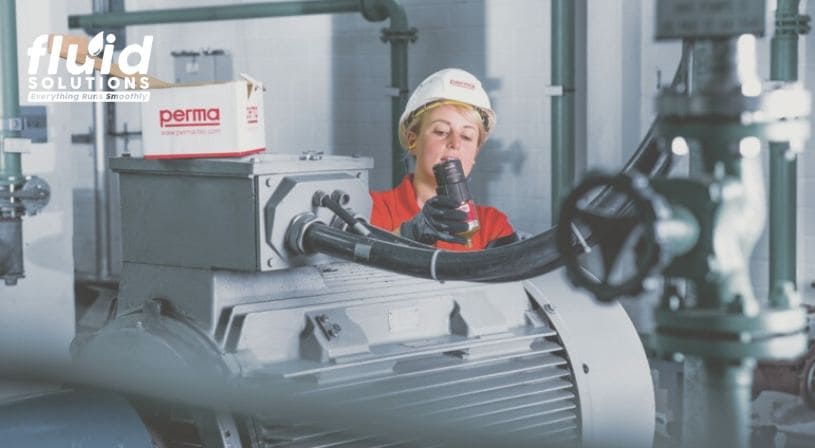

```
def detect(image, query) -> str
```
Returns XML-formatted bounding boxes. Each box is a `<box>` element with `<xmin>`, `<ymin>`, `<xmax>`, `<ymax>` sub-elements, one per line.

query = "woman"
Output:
<box><xmin>370</xmin><ymin>68</ymin><xmax>518</xmax><ymax>251</ymax></box>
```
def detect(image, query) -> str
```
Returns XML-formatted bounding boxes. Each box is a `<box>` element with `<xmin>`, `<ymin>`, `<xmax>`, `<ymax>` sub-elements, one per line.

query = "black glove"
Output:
<box><xmin>400</xmin><ymin>195</ymin><xmax>469</xmax><ymax>245</ymax></box>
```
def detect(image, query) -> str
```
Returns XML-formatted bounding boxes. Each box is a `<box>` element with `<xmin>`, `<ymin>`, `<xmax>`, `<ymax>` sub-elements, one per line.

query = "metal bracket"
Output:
<box><xmin>315</xmin><ymin>313</ymin><xmax>343</xmax><ymax>339</ymax></box>
<box><xmin>300</xmin><ymin>309</ymin><xmax>371</xmax><ymax>363</ymax></box>
<box><xmin>383</xmin><ymin>86</ymin><xmax>403</xmax><ymax>97</ymax></box>
<box><xmin>380</xmin><ymin>27</ymin><xmax>418</xmax><ymax>44</ymax></box>
<box><xmin>545</xmin><ymin>85</ymin><xmax>564</xmax><ymax>96</ymax></box>
<box><xmin>545</xmin><ymin>85</ymin><xmax>575</xmax><ymax>96</ymax></box>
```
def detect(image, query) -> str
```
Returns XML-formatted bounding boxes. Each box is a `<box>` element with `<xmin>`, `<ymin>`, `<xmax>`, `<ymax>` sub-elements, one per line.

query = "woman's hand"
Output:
<box><xmin>399</xmin><ymin>196</ymin><xmax>469</xmax><ymax>245</ymax></box>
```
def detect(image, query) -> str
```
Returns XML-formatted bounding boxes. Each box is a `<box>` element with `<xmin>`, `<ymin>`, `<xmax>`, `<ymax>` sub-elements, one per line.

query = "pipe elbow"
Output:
<box><xmin>360</xmin><ymin>0</ymin><xmax>409</xmax><ymax>30</ymax></box>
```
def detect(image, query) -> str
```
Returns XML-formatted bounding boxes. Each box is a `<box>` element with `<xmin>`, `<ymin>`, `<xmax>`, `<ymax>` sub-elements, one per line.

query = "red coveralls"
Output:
<box><xmin>370</xmin><ymin>175</ymin><xmax>515</xmax><ymax>252</ymax></box>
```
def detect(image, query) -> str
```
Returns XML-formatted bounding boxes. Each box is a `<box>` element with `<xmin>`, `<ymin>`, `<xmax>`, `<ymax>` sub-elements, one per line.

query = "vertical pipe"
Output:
<box><xmin>0</xmin><ymin>218</ymin><xmax>23</xmax><ymax>285</ymax></box>
<box><xmin>93</xmin><ymin>80</ymin><xmax>111</xmax><ymax>280</ymax></box>
<box><xmin>362</xmin><ymin>0</ymin><xmax>412</xmax><ymax>186</ymax></box>
<box><xmin>551</xmin><ymin>0</ymin><xmax>575</xmax><ymax>224</ymax></box>
<box><xmin>0</xmin><ymin>0</ymin><xmax>22</xmax><ymax>187</ymax></box>
<box><xmin>769</xmin><ymin>0</ymin><xmax>802</xmax><ymax>308</ymax></box>
<box><xmin>0</xmin><ymin>0</ymin><xmax>24</xmax><ymax>285</ymax></box>
<box><xmin>682</xmin><ymin>357</ymin><xmax>755</xmax><ymax>448</ymax></box>
<box><xmin>390</xmin><ymin>39</ymin><xmax>409</xmax><ymax>186</ymax></box>
<box><xmin>678</xmin><ymin>37</ymin><xmax>765</xmax><ymax>447</ymax></box>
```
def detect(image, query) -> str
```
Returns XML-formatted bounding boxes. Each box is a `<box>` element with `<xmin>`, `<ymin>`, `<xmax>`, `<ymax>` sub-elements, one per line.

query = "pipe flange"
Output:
<box><xmin>654</xmin><ymin>307</ymin><xmax>810</xmax><ymax>361</ymax></box>
<box><xmin>653</xmin><ymin>330</ymin><xmax>808</xmax><ymax>361</ymax></box>
<box><xmin>0</xmin><ymin>176</ymin><xmax>50</xmax><ymax>216</ymax></box>
<box><xmin>657</xmin><ymin>83</ymin><xmax>810</xmax><ymax>120</ymax></box>
<box><xmin>658</xmin><ymin>120</ymin><xmax>811</xmax><ymax>153</ymax></box>
<box><xmin>655</xmin><ymin>307</ymin><xmax>809</xmax><ymax>336</ymax></box>
<box><xmin>775</xmin><ymin>13</ymin><xmax>811</xmax><ymax>35</ymax></box>
<box><xmin>0</xmin><ymin>186</ymin><xmax>22</xmax><ymax>217</ymax></box>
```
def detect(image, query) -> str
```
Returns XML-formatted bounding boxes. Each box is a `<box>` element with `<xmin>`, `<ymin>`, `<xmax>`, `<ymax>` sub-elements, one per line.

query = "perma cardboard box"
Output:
<box><xmin>141</xmin><ymin>74</ymin><xmax>265</xmax><ymax>159</ymax></box>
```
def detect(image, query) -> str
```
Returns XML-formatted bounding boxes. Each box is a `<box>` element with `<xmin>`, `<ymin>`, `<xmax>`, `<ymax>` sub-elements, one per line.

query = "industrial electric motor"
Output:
<box><xmin>65</xmin><ymin>155</ymin><xmax>655</xmax><ymax>447</ymax></box>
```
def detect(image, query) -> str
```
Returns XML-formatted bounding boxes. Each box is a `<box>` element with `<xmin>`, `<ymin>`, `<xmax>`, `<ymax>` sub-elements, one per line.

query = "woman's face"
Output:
<box><xmin>407</xmin><ymin>104</ymin><xmax>482</xmax><ymax>185</ymax></box>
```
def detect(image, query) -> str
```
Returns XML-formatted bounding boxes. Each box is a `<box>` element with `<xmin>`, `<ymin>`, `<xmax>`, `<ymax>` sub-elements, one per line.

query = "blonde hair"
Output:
<box><xmin>402</xmin><ymin>102</ymin><xmax>487</xmax><ymax>151</ymax></box>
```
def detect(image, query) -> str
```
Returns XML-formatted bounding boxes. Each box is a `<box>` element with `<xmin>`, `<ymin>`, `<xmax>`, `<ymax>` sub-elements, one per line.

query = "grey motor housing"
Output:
<box><xmin>72</xmin><ymin>155</ymin><xmax>656</xmax><ymax>447</ymax></box>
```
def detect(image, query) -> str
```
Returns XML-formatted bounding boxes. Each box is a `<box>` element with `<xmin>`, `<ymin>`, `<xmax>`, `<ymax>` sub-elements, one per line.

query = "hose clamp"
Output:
<box><xmin>430</xmin><ymin>249</ymin><xmax>443</xmax><ymax>283</ymax></box>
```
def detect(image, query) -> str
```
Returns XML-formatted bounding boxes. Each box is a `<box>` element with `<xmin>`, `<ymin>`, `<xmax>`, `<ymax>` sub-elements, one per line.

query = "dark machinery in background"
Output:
<box><xmin>556</xmin><ymin>0</ymin><xmax>812</xmax><ymax>446</ymax></box>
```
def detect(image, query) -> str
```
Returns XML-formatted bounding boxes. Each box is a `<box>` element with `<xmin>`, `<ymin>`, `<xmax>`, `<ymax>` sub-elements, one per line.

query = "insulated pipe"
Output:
<box><xmin>0</xmin><ymin>0</ymin><xmax>22</xmax><ymax>187</ymax></box>
<box><xmin>551</xmin><ymin>0</ymin><xmax>575</xmax><ymax>224</ymax></box>
<box><xmin>68</xmin><ymin>0</ymin><xmax>414</xmax><ymax>187</ymax></box>
<box><xmin>769</xmin><ymin>0</ymin><xmax>804</xmax><ymax>308</ymax></box>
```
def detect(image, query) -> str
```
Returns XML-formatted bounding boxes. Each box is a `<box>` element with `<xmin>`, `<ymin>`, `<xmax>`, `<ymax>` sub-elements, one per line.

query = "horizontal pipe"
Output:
<box><xmin>68</xmin><ymin>0</ymin><xmax>412</xmax><ymax>187</ymax></box>
<box><xmin>69</xmin><ymin>0</ymin><xmax>362</xmax><ymax>28</ymax></box>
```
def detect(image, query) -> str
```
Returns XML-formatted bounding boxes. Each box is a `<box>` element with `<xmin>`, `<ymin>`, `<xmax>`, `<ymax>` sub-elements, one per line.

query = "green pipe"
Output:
<box><xmin>682</xmin><ymin>357</ymin><xmax>755</xmax><ymax>448</ymax></box>
<box><xmin>359</xmin><ymin>0</ymin><xmax>412</xmax><ymax>186</ymax></box>
<box><xmin>69</xmin><ymin>0</ymin><xmax>413</xmax><ymax>187</ymax></box>
<box><xmin>768</xmin><ymin>0</ymin><xmax>804</xmax><ymax>309</ymax></box>
<box><xmin>551</xmin><ymin>0</ymin><xmax>575</xmax><ymax>224</ymax></box>
<box><xmin>68</xmin><ymin>0</ymin><xmax>361</xmax><ymax>28</ymax></box>
<box><xmin>0</xmin><ymin>0</ymin><xmax>22</xmax><ymax>187</ymax></box>
<box><xmin>390</xmin><ymin>39</ymin><xmax>409</xmax><ymax>186</ymax></box>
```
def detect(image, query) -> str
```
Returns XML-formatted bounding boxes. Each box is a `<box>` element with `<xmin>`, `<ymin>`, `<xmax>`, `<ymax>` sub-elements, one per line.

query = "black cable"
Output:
<box><xmin>360</xmin><ymin>222</ymin><xmax>434</xmax><ymax>249</ymax></box>
<box><xmin>303</xmin><ymin>223</ymin><xmax>570</xmax><ymax>282</ymax></box>
<box><xmin>301</xmin><ymin>52</ymin><xmax>687</xmax><ymax>283</ymax></box>
<box><xmin>318</xmin><ymin>192</ymin><xmax>371</xmax><ymax>236</ymax></box>
<box><xmin>302</xmin><ymin>113</ymin><xmax>673</xmax><ymax>282</ymax></box>
<box><xmin>301</xmin><ymin>95</ymin><xmax>673</xmax><ymax>283</ymax></box>
<box><xmin>302</xmin><ymin>105</ymin><xmax>673</xmax><ymax>283</ymax></box>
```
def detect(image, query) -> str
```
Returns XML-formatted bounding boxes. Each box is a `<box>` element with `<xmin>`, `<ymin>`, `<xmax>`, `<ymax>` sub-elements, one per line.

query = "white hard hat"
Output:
<box><xmin>399</xmin><ymin>68</ymin><xmax>496</xmax><ymax>149</ymax></box>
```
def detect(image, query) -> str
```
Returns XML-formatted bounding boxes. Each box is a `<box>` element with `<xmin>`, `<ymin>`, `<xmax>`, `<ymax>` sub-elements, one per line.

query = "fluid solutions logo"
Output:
<box><xmin>26</xmin><ymin>32</ymin><xmax>154</xmax><ymax>103</ymax></box>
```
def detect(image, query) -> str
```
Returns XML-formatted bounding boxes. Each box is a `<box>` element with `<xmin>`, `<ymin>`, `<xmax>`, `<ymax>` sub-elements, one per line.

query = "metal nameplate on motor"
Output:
<box><xmin>655</xmin><ymin>0</ymin><xmax>766</xmax><ymax>39</ymax></box>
